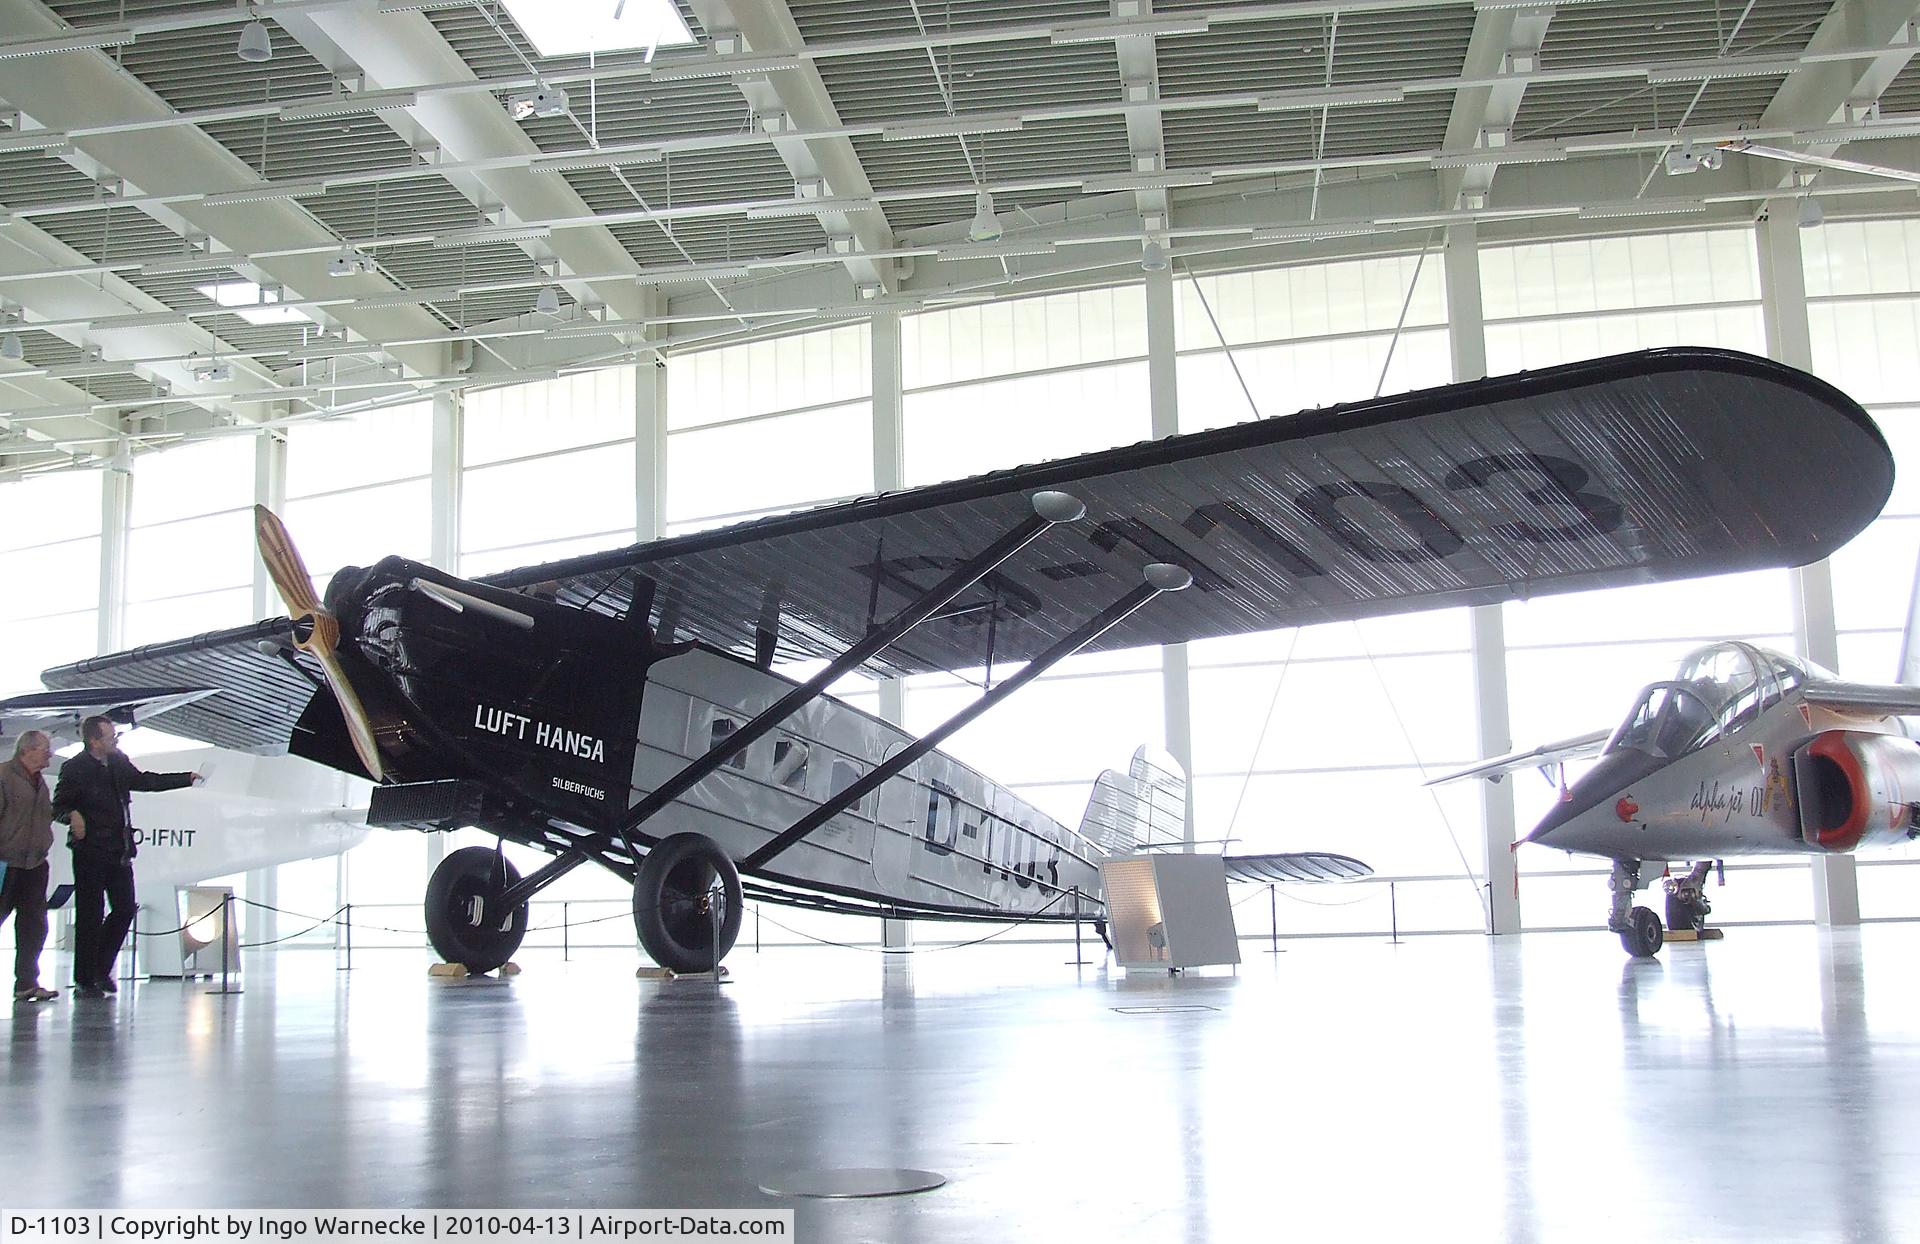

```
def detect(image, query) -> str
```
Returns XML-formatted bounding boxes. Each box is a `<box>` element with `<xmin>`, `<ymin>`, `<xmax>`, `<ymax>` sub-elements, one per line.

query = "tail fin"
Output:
<box><xmin>1078</xmin><ymin>745</ymin><xmax>1187</xmax><ymax>854</ymax></box>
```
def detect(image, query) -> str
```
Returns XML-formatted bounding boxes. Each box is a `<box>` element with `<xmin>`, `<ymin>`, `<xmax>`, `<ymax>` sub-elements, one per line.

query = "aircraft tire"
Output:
<box><xmin>425</xmin><ymin>845</ymin><xmax>529</xmax><ymax>974</ymax></box>
<box><xmin>1620</xmin><ymin>905</ymin><xmax>1664</xmax><ymax>958</ymax></box>
<box><xmin>632</xmin><ymin>833</ymin><xmax>743</xmax><ymax>974</ymax></box>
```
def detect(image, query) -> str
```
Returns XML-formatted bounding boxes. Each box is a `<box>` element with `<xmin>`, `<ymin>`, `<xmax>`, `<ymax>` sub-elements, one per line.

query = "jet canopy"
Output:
<box><xmin>1604</xmin><ymin>642</ymin><xmax>1818</xmax><ymax>760</ymax></box>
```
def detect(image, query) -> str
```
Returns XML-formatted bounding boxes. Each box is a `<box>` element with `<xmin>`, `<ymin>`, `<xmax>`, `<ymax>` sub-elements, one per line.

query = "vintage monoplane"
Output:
<box><xmin>38</xmin><ymin>348</ymin><xmax>1891</xmax><ymax>974</ymax></box>
<box><xmin>1433</xmin><ymin>636</ymin><xmax>1920</xmax><ymax>958</ymax></box>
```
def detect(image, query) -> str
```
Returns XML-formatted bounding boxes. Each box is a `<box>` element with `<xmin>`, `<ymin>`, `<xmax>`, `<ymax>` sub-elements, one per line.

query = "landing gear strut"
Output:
<box><xmin>1608</xmin><ymin>859</ymin><xmax>1664</xmax><ymax>958</ymax></box>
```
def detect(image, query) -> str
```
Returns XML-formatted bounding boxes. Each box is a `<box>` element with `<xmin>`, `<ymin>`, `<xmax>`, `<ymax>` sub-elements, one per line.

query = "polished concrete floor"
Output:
<box><xmin>5</xmin><ymin>924</ymin><xmax>1919</xmax><ymax>1242</ymax></box>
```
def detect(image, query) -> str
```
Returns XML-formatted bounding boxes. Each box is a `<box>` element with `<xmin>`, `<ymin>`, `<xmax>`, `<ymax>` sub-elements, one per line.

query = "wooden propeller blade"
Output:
<box><xmin>254</xmin><ymin>504</ymin><xmax>323</xmax><ymax>619</ymax></box>
<box><xmin>310</xmin><ymin>640</ymin><xmax>386</xmax><ymax>783</ymax></box>
<box><xmin>254</xmin><ymin>504</ymin><xmax>386</xmax><ymax>782</ymax></box>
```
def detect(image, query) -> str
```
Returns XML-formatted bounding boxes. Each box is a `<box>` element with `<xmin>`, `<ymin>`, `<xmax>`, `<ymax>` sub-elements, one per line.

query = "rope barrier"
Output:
<box><xmin>749</xmin><ymin>888</ymin><xmax>1074</xmax><ymax>956</ymax></box>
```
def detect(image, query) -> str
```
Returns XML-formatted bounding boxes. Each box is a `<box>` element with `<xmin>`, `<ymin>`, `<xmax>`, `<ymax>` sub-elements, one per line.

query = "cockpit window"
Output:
<box><xmin>1605</xmin><ymin>641</ymin><xmax>1809</xmax><ymax>759</ymax></box>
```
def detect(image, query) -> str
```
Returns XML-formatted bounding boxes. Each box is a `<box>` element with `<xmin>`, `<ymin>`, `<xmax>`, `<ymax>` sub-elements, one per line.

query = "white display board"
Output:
<box><xmin>1099</xmin><ymin>854</ymin><xmax>1241</xmax><ymax>972</ymax></box>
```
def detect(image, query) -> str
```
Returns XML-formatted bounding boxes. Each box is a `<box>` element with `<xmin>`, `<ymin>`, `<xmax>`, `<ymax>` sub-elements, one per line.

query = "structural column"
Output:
<box><xmin>1445</xmin><ymin>223</ymin><xmax>1521</xmax><ymax>935</ymax></box>
<box><xmin>636</xmin><ymin>355</ymin><xmax>668</xmax><ymax>542</ymax></box>
<box><xmin>872</xmin><ymin>312</ymin><xmax>911</xmax><ymax>950</ymax></box>
<box><xmin>96</xmin><ymin>441</ymin><xmax>131</xmax><ymax>655</ymax></box>
<box><xmin>247</xmin><ymin>431</ymin><xmax>288</xmax><ymax>946</ymax></box>
<box><xmin>1144</xmin><ymin>265</ymin><xmax>1196</xmax><ymax>847</ymax></box>
<box><xmin>424</xmin><ymin>391</ymin><xmax>463</xmax><ymax>902</ymax></box>
<box><xmin>1759</xmin><ymin>208</ymin><xmax>1859</xmax><ymax>925</ymax></box>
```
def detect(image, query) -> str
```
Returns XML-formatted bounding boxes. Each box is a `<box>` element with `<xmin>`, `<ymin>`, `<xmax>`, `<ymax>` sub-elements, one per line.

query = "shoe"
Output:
<box><xmin>13</xmin><ymin>987</ymin><xmax>57</xmax><ymax>1003</ymax></box>
<box><xmin>74</xmin><ymin>984</ymin><xmax>105</xmax><ymax>999</ymax></box>
<box><xmin>97</xmin><ymin>978</ymin><xmax>118</xmax><ymax>995</ymax></box>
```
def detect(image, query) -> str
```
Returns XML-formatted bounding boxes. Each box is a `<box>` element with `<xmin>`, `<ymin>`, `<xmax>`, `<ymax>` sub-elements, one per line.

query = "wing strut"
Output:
<box><xmin>739</xmin><ymin>562</ymin><xmax>1194</xmax><ymax>873</ymax></box>
<box><xmin>613</xmin><ymin>490</ymin><xmax>1089</xmax><ymax>847</ymax></box>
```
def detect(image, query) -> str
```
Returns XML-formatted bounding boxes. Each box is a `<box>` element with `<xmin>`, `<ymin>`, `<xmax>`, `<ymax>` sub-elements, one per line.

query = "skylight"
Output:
<box><xmin>501</xmin><ymin>0</ymin><xmax>697</xmax><ymax>59</ymax></box>
<box><xmin>195</xmin><ymin>280</ymin><xmax>315</xmax><ymax>327</ymax></box>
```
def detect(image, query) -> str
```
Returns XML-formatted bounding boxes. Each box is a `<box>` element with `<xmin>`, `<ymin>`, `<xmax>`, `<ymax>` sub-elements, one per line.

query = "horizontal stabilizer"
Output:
<box><xmin>1222</xmin><ymin>852</ymin><xmax>1373</xmax><ymax>884</ymax></box>
<box><xmin>1425</xmin><ymin>729</ymin><xmax>1611</xmax><ymax>786</ymax></box>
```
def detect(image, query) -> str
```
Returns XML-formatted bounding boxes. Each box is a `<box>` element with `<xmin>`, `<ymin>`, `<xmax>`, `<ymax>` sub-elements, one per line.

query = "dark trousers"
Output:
<box><xmin>72</xmin><ymin>851</ymin><xmax>135</xmax><ymax>987</ymax></box>
<box><xmin>0</xmin><ymin>862</ymin><xmax>49</xmax><ymax>991</ymax></box>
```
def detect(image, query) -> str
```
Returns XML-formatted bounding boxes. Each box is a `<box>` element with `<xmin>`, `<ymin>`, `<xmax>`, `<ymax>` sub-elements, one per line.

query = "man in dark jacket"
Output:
<box><xmin>0</xmin><ymin>729</ymin><xmax>58</xmax><ymax>1002</ymax></box>
<box><xmin>52</xmin><ymin>716</ymin><xmax>198</xmax><ymax>996</ymax></box>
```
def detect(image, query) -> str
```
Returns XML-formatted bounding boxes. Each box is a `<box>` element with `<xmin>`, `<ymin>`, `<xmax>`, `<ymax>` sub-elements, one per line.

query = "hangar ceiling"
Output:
<box><xmin>0</xmin><ymin>0</ymin><xmax>1916</xmax><ymax>470</ymax></box>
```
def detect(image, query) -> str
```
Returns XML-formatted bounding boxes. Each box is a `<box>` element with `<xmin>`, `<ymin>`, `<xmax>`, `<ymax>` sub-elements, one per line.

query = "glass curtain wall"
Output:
<box><xmin>1173</xmin><ymin>252</ymin><xmax>1480</xmax><ymax>937</ymax></box>
<box><xmin>0</xmin><ymin>469</ymin><xmax>102</xmax><ymax>694</ymax></box>
<box><xmin>901</xmin><ymin>288</ymin><xmax>1160</xmax><ymax>844</ymax></box>
<box><xmin>278</xmin><ymin>403</ymin><xmax>434</xmax><ymax>936</ymax></box>
<box><xmin>1803</xmin><ymin>218</ymin><xmax>1920</xmax><ymax>913</ymax></box>
<box><xmin>1476</xmin><ymin>228</ymin><xmax>1806</xmax><ymax>927</ymax></box>
<box><xmin>123</xmin><ymin>436</ymin><xmax>257</xmax><ymax>646</ymax></box>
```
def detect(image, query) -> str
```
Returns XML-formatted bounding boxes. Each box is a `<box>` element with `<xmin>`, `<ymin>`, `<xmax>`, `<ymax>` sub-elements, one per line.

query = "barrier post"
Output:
<box><xmin>563</xmin><ymin>901</ymin><xmax>570</xmax><ymax>962</ymax></box>
<box><xmin>209</xmin><ymin>892</ymin><xmax>242</xmax><ymax>995</ymax></box>
<box><xmin>1389</xmin><ymin>882</ymin><xmax>1400</xmax><ymax>945</ymax></box>
<box><xmin>1267</xmin><ymin>884</ymin><xmax>1283</xmax><ymax>955</ymax></box>
<box><xmin>1065</xmin><ymin>886</ymin><xmax>1091</xmax><ymax>966</ymax></box>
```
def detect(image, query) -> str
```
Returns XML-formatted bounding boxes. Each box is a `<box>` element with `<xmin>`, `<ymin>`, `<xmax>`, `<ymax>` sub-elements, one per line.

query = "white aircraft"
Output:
<box><xmin>35</xmin><ymin>349</ymin><xmax>1893</xmax><ymax>975</ymax></box>
<box><xmin>0</xmin><ymin>688</ymin><xmax>368</xmax><ymax>967</ymax></box>
<box><xmin>1432</xmin><ymin>635</ymin><xmax>1920</xmax><ymax>958</ymax></box>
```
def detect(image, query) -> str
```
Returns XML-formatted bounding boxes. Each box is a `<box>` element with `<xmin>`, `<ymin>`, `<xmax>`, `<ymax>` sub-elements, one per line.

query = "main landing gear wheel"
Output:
<box><xmin>425</xmin><ymin>846</ymin><xmax>529</xmax><ymax>974</ymax></box>
<box><xmin>632</xmin><ymin>832</ymin><xmax>743</xmax><ymax>974</ymax></box>
<box><xmin>1620</xmin><ymin>905</ymin><xmax>1664</xmax><ymax>959</ymax></box>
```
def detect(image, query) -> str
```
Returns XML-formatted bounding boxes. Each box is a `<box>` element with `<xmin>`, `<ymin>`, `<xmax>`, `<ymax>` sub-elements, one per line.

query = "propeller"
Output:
<box><xmin>254</xmin><ymin>504</ymin><xmax>386</xmax><ymax>782</ymax></box>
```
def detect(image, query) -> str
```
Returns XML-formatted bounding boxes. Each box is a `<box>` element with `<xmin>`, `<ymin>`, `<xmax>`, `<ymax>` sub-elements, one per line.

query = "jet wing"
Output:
<box><xmin>0</xmin><ymin>686</ymin><xmax>222</xmax><ymax>747</ymax></box>
<box><xmin>1801</xmin><ymin>682</ymin><xmax>1920</xmax><ymax>718</ymax></box>
<box><xmin>478</xmin><ymin>348</ymin><xmax>1889</xmax><ymax>677</ymax></box>
<box><xmin>1424</xmin><ymin>729</ymin><xmax>1612</xmax><ymax>786</ymax></box>
<box><xmin>1221</xmin><ymin>852</ymin><xmax>1373</xmax><ymax>884</ymax></box>
<box><xmin>39</xmin><ymin>619</ymin><xmax>319</xmax><ymax>754</ymax></box>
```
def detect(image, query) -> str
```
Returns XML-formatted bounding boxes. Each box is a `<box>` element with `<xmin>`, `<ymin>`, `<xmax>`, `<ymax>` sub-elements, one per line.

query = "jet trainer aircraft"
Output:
<box><xmin>36</xmin><ymin>348</ymin><xmax>1892</xmax><ymax>975</ymax></box>
<box><xmin>1434</xmin><ymin>638</ymin><xmax>1920</xmax><ymax>959</ymax></box>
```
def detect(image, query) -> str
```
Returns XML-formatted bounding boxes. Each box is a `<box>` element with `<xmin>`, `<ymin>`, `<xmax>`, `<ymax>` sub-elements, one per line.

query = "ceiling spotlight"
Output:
<box><xmin>0</xmin><ymin>333</ymin><xmax>20</xmax><ymax>362</ymax></box>
<box><xmin>326</xmin><ymin>247</ymin><xmax>373</xmax><ymax>277</ymax></box>
<box><xmin>534</xmin><ymin>285</ymin><xmax>562</xmax><ymax>316</ymax></box>
<box><xmin>1662</xmin><ymin>143</ymin><xmax>1722</xmax><ymax>176</ymax></box>
<box><xmin>1141</xmin><ymin>238</ymin><xmax>1170</xmax><ymax>272</ymax></box>
<box><xmin>237</xmin><ymin>19</ymin><xmax>272</xmax><ymax>64</ymax></box>
<box><xmin>1799</xmin><ymin>196</ymin><xmax>1824</xmax><ymax>229</ymax></box>
<box><xmin>508</xmin><ymin>85</ymin><xmax>570</xmax><ymax>121</ymax></box>
<box><xmin>968</xmin><ymin>190</ymin><xmax>1002</xmax><ymax>243</ymax></box>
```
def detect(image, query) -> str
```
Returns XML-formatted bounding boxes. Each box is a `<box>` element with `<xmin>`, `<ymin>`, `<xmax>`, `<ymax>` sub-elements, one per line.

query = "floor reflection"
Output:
<box><xmin>1</xmin><ymin>925</ymin><xmax>1918</xmax><ymax>1240</ymax></box>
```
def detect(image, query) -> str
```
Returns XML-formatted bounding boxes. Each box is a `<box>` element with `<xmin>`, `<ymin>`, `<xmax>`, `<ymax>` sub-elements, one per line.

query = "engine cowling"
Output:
<box><xmin>1793</xmin><ymin>730</ymin><xmax>1920</xmax><ymax>852</ymax></box>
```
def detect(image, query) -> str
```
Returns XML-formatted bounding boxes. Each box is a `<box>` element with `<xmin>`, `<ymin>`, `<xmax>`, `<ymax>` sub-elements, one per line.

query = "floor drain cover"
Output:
<box><xmin>1111</xmin><ymin>1004</ymin><xmax>1219</xmax><ymax>1014</ymax></box>
<box><xmin>758</xmin><ymin>1168</ymin><xmax>948</xmax><ymax>1199</ymax></box>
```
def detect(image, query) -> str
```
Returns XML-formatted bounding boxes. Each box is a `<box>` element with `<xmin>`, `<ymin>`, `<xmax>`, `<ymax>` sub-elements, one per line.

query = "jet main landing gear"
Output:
<box><xmin>1607</xmin><ymin>859</ymin><xmax>1664</xmax><ymax>958</ymax></box>
<box><xmin>1663</xmin><ymin>861</ymin><xmax>1714</xmax><ymax>933</ymax></box>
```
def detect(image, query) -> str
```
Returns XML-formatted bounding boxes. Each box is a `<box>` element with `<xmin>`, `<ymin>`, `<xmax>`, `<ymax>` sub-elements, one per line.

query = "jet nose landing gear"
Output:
<box><xmin>632</xmin><ymin>832</ymin><xmax>744</xmax><ymax>975</ymax></box>
<box><xmin>426</xmin><ymin>845</ymin><xmax>530</xmax><ymax>974</ymax></box>
<box><xmin>1607</xmin><ymin>859</ymin><xmax>1665</xmax><ymax>958</ymax></box>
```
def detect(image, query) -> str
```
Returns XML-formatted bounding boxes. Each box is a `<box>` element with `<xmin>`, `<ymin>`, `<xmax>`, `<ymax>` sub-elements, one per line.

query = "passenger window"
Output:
<box><xmin>829</xmin><ymin>759</ymin><xmax>866</xmax><ymax>815</ymax></box>
<box><xmin>710</xmin><ymin>716</ymin><xmax>749</xmax><ymax>770</ymax></box>
<box><xmin>772</xmin><ymin>739</ymin><xmax>809</xmax><ymax>790</ymax></box>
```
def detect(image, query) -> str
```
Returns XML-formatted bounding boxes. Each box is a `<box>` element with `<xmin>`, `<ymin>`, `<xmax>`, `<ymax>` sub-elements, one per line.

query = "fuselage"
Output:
<box><xmin>333</xmin><ymin>555</ymin><xmax>1108</xmax><ymax>920</ymax></box>
<box><xmin>1525</xmin><ymin>642</ymin><xmax>1920</xmax><ymax>862</ymax></box>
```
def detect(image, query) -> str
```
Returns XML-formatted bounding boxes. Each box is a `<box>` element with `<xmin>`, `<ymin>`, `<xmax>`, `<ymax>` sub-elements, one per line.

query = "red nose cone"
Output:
<box><xmin>1615</xmin><ymin>797</ymin><xmax>1640</xmax><ymax>822</ymax></box>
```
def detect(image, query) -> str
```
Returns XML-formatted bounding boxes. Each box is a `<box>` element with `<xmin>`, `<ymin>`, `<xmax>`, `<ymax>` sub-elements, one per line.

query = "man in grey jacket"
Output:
<box><xmin>0</xmin><ymin>730</ymin><xmax>58</xmax><ymax>1003</ymax></box>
